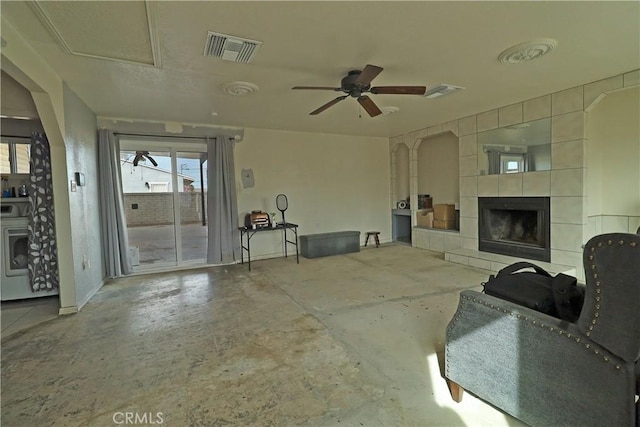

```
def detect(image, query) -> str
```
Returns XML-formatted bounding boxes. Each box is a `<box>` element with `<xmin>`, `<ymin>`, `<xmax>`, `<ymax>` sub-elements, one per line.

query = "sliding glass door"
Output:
<box><xmin>177</xmin><ymin>151</ymin><xmax>208</xmax><ymax>262</ymax></box>
<box><xmin>119</xmin><ymin>139</ymin><xmax>208</xmax><ymax>270</ymax></box>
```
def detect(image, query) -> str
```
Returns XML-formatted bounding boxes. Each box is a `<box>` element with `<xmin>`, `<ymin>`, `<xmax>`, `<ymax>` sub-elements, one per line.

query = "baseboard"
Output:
<box><xmin>58</xmin><ymin>305</ymin><xmax>78</xmax><ymax>315</ymax></box>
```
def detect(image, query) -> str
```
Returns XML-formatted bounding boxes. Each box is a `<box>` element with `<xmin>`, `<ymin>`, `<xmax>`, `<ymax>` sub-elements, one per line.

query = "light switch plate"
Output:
<box><xmin>70</xmin><ymin>180</ymin><xmax>77</xmax><ymax>192</ymax></box>
<box><xmin>75</xmin><ymin>172</ymin><xmax>85</xmax><ymax>186</ymax></box>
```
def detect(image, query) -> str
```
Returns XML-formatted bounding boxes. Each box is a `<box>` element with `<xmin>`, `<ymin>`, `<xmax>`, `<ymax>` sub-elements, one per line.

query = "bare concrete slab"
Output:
<box><xmin>1</xmin><ymin>244</ymin><xmax>526</xmax><ymax>426</ymax></box>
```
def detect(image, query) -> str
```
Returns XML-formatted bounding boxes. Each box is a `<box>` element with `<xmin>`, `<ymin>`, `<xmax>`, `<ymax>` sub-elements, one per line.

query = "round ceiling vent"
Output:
<box><xmin>222</xmin><ymin>81</ymin><xmax>259</xmax><ymax>96</ymax></box>
<box><xmin>498</xmin><ymin>39</ymin><xmax>557</xmax><ymax>64</ymax></box>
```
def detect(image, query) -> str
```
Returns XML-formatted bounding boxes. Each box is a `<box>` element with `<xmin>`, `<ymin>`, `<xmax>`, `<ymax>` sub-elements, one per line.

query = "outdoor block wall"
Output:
<box><xmin>124</xmin><ymin>193</ymin><xmax>205</xmax><ymax>227</ymax></box>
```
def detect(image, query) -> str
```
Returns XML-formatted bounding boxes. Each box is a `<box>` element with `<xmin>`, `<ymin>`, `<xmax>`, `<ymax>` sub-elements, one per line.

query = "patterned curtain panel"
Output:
<box><xmin>27</xmin><ymin>133</ymin><xmax>59</xmax><ymax>292</ymax></box>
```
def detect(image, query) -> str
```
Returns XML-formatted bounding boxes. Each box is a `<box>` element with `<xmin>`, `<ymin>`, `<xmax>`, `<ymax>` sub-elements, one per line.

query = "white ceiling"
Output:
<box><xmin>2</xmin><ymin>1</ymin><xmax>639</xmax><ymax>138</ymax></box>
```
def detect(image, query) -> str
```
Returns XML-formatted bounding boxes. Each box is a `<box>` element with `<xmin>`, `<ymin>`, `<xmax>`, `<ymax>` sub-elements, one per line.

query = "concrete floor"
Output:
<box><xmin>1</xmin><ymin>296</ymin><xmax>59</xmax><ymax>337</ymax></box>
<box><xmin>1</xmin><ymin>244</ymin><xmax>525</xmax><ymax>426</ymax></box>
<box><xmin>128</xmin><ymin>223</ymin><xmax>208</xmax><ymax>265</ymax></box>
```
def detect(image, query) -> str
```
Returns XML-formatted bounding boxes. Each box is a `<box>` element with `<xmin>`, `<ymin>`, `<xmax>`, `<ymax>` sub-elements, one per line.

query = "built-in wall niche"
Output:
<box><xmin>393</xmin><ymin>143</ymin><xmax>410</xmax><ymax>207</ymax></box>
<box><xmin>477</xmin><ymin>117</ymin><xmax>551</xmax><ymax>175</ymax></box>
<box><xmin>417</xmin><ymin>132</ymin><xmax>459</xmax><ymax>206</ymax></box>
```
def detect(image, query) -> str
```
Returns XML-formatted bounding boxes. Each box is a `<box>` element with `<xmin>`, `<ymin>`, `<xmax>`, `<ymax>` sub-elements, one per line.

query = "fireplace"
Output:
<box><xmin>478</xmin><ymin>197</ymin><xmax>550</xmax><ymax>262</ymax></box>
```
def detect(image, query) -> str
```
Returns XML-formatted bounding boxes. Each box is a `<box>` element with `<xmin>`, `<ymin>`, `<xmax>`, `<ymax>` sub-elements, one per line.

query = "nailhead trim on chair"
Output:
<box><xmin>447</xmin><ymin>294</ymin><xmax>625</xmax><ymax>372</ymax></box>
<box><xmin>584</xmin><ymin>237</ymin><xmax>638</xmax><ymax>338</ymax></box>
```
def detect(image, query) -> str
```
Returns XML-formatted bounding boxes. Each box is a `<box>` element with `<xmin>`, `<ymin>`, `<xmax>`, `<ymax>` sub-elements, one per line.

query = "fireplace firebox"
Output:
<box><xmin>478</xmin><ymin>197</ymin><xmax>550</xmax><ymax>262</ymax></box>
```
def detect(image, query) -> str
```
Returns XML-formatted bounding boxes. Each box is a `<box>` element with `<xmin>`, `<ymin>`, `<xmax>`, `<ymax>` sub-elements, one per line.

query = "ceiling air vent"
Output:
<box><xmin>204</xmin><ymin>31</ymin><xmax>262</xmax><ymax>63</ymax></box>
<box><xmin>424</xmin><ymin>84</ymin><xmax>465</xmax><ymax>99</ymax></box>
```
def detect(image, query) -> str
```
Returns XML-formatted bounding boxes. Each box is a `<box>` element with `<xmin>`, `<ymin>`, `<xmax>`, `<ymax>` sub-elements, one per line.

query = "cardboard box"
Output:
<box><xmin>416</xmin><ymin>210</ymin><xmax>433</xmax><ymax>228</ymax></box>
<box><xmin>434</xmin><ymin>204</ymin><xmax>455</xmax><ymax>221</ymax></box>
<box><xmin>433</xmin><ymin>219</ymin><xmax>456</xmax><ymax>230</ymax></box>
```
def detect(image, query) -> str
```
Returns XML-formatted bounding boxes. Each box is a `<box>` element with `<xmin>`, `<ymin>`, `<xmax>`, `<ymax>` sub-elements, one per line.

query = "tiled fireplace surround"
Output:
<box><xmin>390</xmin><ymin>70</ymin><xmax>639</xmax><ymax>282</ymax></box>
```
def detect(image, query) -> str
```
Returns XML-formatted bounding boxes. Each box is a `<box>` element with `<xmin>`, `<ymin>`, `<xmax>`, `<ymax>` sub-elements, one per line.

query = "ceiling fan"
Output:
<box><xmin>292</xmin><ymin>64</ymin><xmax>426</xmax><ymax>117</ymax></box>
<box><xmin>132</xmin><ymin>151</ymin><xmax>158</xmax><ymax>167</ymax></box>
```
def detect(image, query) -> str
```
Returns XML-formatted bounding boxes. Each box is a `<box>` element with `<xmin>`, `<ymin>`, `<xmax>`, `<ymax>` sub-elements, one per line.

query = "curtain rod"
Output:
<box><xmin>113</xmin><ymin>132</ymin><xmax>235</xmax><ymax>140</ymax></box>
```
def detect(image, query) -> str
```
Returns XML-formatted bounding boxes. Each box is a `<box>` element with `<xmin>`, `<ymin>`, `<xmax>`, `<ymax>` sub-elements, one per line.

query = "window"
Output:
<box><xmin>506</xmin><ymin>161</ymin><xmax>519</xmax><ymax>173</ymax></box>
<box><xmin>500</xmin><ymin>154</ymin><xmax>524</xmax><ymax>174</ymax></box>
<box><xmin>0</xmin><ymin>141</ymin><xmax>31</xmax><ymax>174</ymax></box>
<box><xmin>148</xmin><ymin>182</ymin><xmax>169</xmax><ymax>193</ymax></box>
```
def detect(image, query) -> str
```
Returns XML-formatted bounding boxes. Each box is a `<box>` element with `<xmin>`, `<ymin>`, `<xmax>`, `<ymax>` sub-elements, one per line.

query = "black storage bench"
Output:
<box><xmin>299</xmin><ymin>231</ymin><xmax>360</xmax><ymax>259</ymax></box>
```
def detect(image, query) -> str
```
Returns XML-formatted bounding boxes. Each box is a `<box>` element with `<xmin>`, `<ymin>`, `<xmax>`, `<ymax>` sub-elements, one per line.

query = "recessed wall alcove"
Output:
<box><xmin>402</xmin><ymin>124</ymin><xmax>463</xmax><ymax>253</ymax></box>
<box><xmin>390</xmin><ymin>140</ymin><xmax>411</xmax><ymax>243</ymax></box>
<box><xmin>417</xmin><ymin>131</ymin><xmax>459</xmax><ymax>210</ymax></box>
<box><xmin>392</xmin><ymin>142</ymin><xmax>410</xmax><ymax>206</ymax></box>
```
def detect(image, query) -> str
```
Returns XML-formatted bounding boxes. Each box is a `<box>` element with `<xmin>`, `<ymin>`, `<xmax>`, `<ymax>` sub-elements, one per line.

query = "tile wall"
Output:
<box><xmin>393</xmin><ymin>69</ymin><xmax>640</xmax><ymax>281</ymax></box>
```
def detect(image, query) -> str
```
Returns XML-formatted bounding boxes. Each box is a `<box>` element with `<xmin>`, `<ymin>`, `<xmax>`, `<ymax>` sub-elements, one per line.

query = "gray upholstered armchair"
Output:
<box><xmin>445</xmin><ymin>233</ymin><xmax>640</xmax><ymax>426</ymax></box>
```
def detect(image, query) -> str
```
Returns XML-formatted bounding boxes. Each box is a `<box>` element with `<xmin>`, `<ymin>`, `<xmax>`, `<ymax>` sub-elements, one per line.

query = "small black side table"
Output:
<box><xmin>238</xmin><ymin>222</ymin><xmax>299</xmax><ymax>271</ymax></box>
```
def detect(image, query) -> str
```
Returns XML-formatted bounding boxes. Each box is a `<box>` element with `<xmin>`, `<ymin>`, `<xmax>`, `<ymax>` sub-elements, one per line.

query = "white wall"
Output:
<box><xmin>0</xmin><ymin>19</ymin><xmax>66</xmax><ymax>136</ymax></box>
<box><xmin>2</xmin><ymin>17</ymin><xmax>78</xmax><ymax>313</ymax></box>
<box><xmin>586</xmin><ymin>86</ymin><xmax>640</xmax><ymax>232</ymax></box>
<box><xmin>62</xmin><ymin>83</ymin><xmax>105</xmax><ymax>308</ymax></box>
<box><xmin>394</xmin><ymin>144</ymin><xmax>410</xmax><ymax>203</ymax></box>
<box><xmin>235</xmin><ymin>128</ymin><xmax>390</xmax><ymax>259</ymax></box>
<box><xmin>1</xmin><ymin>70</ymin><xmax>39</xmax><ymax>119</ymax></box>
<box><xmin>417</xmin><ymin>132</ymin><xmax>459</xmax><ymax>205</ymax></box>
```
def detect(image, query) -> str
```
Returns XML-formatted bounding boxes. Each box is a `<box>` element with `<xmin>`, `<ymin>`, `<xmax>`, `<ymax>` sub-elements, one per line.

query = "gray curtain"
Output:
<box><xmin>27</xmin><ymin>133</ymin><xmax>59</xmax><ymax>292</ymax></box>
<box><xmin>487</xmin><ymin>150</ymin><xmax>501</xmax><ymax>175</ymax></box>
<box><xmin>97</xmin><ymin>129</ymin><xmax>132</xmax><ymax>277</ymax></box>
<box><xmin>523</xmin><ymin>153</ymin><xmax>533</xmax><ymax>172</ymax></box>
<box><xmin>207</xmin><ymin>136</ymin><xmax>240</xmax><ymax>263</ymax></box>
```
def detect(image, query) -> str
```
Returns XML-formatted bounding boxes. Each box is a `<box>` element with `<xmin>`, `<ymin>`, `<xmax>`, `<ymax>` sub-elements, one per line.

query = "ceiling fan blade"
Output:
<box><xmin>355</xmin><ymin>64</ymin><xmax>383</xmax><ymax>86</ymax></box>
<box><xmin>357</xmin><ymin>95</ymin><xmax>382</xmax><ymax>117</ymax></box>
<box><xmin>132</xmin><ymin>152</ymin><xmax>143</xmax><ymax>167</ymax></box>
<box><xmin>370</xmin><ymin>86</ymin><xmax>427</xmax><ymax>95</ymax></box>
<box><xmin>292</xmin><ymin>86</ymin><xmax>341</xmax><ymax>91</ymax></box>
<box><xmin>310</xmin><ymin>95</ymin><xmax>348</xmax><ymax>115</ymax></box>
<box><xmin>146</xmin><ymin>155</ymin><xmax>158</xmax><ymax>167</ymax></box>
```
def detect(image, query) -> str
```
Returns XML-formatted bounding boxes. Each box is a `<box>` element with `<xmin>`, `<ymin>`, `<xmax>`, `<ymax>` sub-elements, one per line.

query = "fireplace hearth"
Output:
<box><xmin>478</xmin><ymin>197</ymin><xmax>550</xmax><ymax>262</ymax></box>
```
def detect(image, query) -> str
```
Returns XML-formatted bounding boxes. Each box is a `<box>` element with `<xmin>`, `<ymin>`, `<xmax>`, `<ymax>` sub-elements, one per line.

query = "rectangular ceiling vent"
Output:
<box><xmin>204</xmin><ymin>31</ymin><xmax>262</xmax><ymax>63</ymax></box>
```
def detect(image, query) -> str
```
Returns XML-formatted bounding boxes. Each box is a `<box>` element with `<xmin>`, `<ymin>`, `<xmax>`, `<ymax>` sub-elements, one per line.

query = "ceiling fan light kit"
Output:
<box><xmin>292</xmin><ymin>64</ymin><xmax>427</xmax><ymax>117</ymax></box>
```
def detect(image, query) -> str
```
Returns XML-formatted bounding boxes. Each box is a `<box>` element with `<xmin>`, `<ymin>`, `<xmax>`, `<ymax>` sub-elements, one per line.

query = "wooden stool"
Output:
<box><xmin>365</xmin><ymin>231</ymin><xmax>380</xmax><ymax>248</ymax></box>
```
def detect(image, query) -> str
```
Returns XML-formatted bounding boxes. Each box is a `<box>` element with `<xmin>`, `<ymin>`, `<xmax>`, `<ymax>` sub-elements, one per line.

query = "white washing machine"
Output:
<box><xmin>1</xmin><ymin>200</ymin><xmax>59</xmax><ymax>300</ymax></box>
